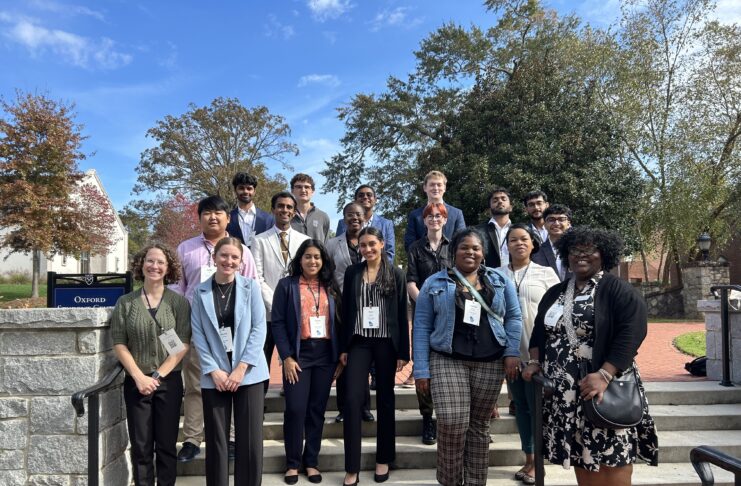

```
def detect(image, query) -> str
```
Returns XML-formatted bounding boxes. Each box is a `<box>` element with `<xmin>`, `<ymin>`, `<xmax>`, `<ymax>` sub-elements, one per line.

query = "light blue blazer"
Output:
<box><xmin>190</xmin><ymin>274</ymin><xmax>270</xmax><ymax>389</ymax></box>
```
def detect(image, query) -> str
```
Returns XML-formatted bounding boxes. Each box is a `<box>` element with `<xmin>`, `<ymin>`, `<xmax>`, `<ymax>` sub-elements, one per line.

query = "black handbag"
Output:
<box><xmin>579</xmin><ymin>361</ymin><xmax>645</xmax><ymax>429</ymax></box>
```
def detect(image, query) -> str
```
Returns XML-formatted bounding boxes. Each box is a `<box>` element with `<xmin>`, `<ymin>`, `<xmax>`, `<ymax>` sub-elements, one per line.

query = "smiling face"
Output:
<box><xmin>359</xmin><ymin>233</ymin><xmax>384</xmax><ymax>264</ymax></box>
<box><xmin>424</xmin><ymin>208</ymin><xmax>447</xmax><ymax>232</ymax></box>
<box><xmin>272</xmin><ymin>196</ymin><xmax>296</xmax><ymax>228</ymax></box>
<box><xmin>300</xmin><ymin>246</ymin><xmax>323</xmax><ymax>279</ymax></box>
<box><xmin>214</xmin><ymin>243</ymin><xmax>242</xmax><ymax>279</ymax></box>
<box><xmin>525</xmin><ymin>196</ymin><xmax>548</xmax><ymax>221</ymax></box>
<box><xmin>200</xmin><ymin>209</ymin><xmax>229</xmax><ymax>238</ymax></box>
<box><xmin>291</xmin><ymin>181</ymin><xmax>314</xmax><ymax>205</ymax></box>
<box><xmin>507</xmin><ymin>228</ymin><xmax>534</xmax><ymax>263</ymax></box>
<box><xmin>545</xmin><ymin>213</ymin><xmax>571</xmax><ymax>240</ymax></box>
<box><xmin>142</xmin><ymin>248</ymin><xmax>168</xmax><ymax>285</ymax></box>
<box><xmin>235</xmin><ymin>184</ymin><xmax>255</xmax><ymax>207</ymax></box>
<box><xmin>454</xmin><ymin>235</ymin><xmax>485</xmax><ymax>274</ymax></box>
<box><xmin>568</xmin><ymin>245</ymin><xmax>602</xmax><ymax>281</ymax></box>
<box><xmin>355</xmin><ymin>187</ymin><xmax>376</xmax><ymax>213</ymax></box>
<box><xmin>423</xmin><ymin>177</ymin><xmax>446</xmax><ymax>203</ymax></box>
<box><xmin>343</xmin><ymin>203</ymin><xmax>365</xmax><ymax>234</ymax></box>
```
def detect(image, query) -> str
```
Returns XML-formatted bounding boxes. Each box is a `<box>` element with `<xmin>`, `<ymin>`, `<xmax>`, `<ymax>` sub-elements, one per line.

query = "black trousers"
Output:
<box><xmin>336</xmin><ymin>369</ymin><xmax>371</xmax><ymax>415</ymax></box>
<box><xmin>343</xmin><ymin>336</ymin><xmax>397</xmax><ymax>473</ymax></box>
<box><xmin>283</xmin><ymin>339</ymin><xmax>336</xmax><ymax>469</ymax></box>
<box><xmin>123</xmin><ymin>371</ymin><xmax>183</xmax><ymax>486</ymax></box>
<box><xmin>202</xmin><ymin>382</ymin><xmax>265</xmax><ymax>486</ymax></box>
<box><xmin>264</xmin><ymin>322</ymin><xmax>275</xmax><ymax>394</ymax></box>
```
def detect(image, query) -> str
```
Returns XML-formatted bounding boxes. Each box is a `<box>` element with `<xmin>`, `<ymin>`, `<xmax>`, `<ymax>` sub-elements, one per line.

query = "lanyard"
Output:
<box><xmin>452</xmin><ymin>268</ymin><xmax>503</xmax><ymax>322</ymax></box>
<box><xmin>202</xmin><ymin>240</ymin><xmax>214</xmax><ymax>267</ymax></box>
<box><xmin>303</xmin><ymin>278</ymin><xmax>323</xmax><ymax>316</ymax></box>
<box><xmin>509</xmin><ymin>262</ymin><xmax>531</xmax><ymax>295</ymax></box>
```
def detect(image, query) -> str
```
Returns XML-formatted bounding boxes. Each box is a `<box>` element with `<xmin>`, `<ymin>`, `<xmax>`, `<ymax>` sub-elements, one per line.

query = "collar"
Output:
<box><xmin>238</xmin><ymin>205</ymin><xmax>256</xmax><ymax>217</ymax></box>
<box><xmin>488</xmin><ymin>218</ymin><xmax>512</xmax><ymax>230</ymax></box>
<box><xmin>273</xmin><ymin>225</ymin><xmax>293</xmax><ymax>236</ymax></box>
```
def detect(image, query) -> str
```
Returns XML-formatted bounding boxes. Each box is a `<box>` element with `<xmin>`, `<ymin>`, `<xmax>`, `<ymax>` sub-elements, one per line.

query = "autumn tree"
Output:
<box><xmin>0</xmin><ymin>92</ymin><xmax>116</xmax><ymax>297</ymax></box>
<box><xmin>132</xmin><ymin>97</ymin><xmax>298</xmax><ymax>216</ymax></box>
<box><xmin>151</xmin><ymin>194</ymin><xmax>200</xmax><ymax>251</ymax></box>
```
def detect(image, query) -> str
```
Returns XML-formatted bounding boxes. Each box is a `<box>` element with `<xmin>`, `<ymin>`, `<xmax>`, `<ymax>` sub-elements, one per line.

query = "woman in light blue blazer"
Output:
<box><xmin>191</xmin><ymin>236</ymin><xmax>269</xmax><ymax>486</ymax></box>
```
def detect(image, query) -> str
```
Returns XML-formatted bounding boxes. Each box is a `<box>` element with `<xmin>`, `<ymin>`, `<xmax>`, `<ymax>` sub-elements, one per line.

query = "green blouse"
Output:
<box><xmin>110</xmin><ymin>288</ymin><xmax>192</xmax><ymax>374</ymax></box>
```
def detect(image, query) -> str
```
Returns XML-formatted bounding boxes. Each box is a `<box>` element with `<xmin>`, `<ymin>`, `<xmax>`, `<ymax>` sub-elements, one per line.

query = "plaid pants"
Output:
<box><xmin>430</xmin><ymin>352</ymin><xmax>504</xmax><ymax>486</ymax></box>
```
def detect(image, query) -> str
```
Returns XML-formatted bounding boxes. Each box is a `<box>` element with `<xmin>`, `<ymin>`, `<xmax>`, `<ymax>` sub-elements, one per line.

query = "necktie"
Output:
<box><xmin>279</xmin><ymin>231</ymin><xmax>289</xmax><ymax>263</ymax></box>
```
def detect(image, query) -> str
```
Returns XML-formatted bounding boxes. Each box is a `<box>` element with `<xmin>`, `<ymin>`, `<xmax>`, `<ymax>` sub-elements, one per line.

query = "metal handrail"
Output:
<box><xmin>690</xmin><ymin>445</ymin><xmax>741</xmax><ymax>485</ymax></box>
<box><xmin>532</xmin><ymin>373</ymin><xmax>555</xmax><ymax>486</ymax></box>
<box><xmin>70</xmin><ymin>363</ymin><xmax>124</xmax><ymax>486</ymax></box>
<box><xmin>710</xmin><ymin>285</ymin><xmax>741</xmax><ymax>387</ymax></box>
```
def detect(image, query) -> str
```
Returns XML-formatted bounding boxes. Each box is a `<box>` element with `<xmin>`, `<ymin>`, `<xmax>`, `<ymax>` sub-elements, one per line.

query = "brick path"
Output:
<box><xmin>267</xmin><ymin>321</ymin><xmax>708</xmax><ymax>386</ymax></box>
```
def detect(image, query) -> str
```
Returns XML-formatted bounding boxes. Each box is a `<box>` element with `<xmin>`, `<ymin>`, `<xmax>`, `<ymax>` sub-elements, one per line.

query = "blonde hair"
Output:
<box><xmin>423</xmin><ymin>170</ymin><xmax>447</xmax><ymax>185</ymax></box>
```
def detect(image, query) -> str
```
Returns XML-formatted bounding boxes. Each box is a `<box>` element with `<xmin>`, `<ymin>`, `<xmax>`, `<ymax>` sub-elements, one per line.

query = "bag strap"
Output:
<box><xmin>452</xmin><ymin>267</ymin><xmax>503</xmax><ymax>322</ymax></box>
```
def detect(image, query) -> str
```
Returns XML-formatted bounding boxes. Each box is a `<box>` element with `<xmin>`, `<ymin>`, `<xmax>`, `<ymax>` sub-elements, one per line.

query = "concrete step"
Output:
<box><xmin>175</xmin><ymin>462</ymin><xmax>736</xmax><ymax>485</ymax></box>
<box><xmin>175</xmin><ymin>430</ymin><xmax>741</xmax><ymax>475</ymax></box>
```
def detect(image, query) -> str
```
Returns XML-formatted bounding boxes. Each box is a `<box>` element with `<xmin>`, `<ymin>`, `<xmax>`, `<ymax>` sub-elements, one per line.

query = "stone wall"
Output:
<box><xmin>0</xmin><ymin>308</ymin><xmax>130</xmax><ymax>485</ymax></box>
<box><xmin>643</xmin><ymin>286</ymin><xmax>685</xmax><ymax>318</ymax></box>
<box><xmin>682</xmin><ymin>263</ymin><xmax>730</xmax><ymax>320</ymax></box>
<box><xmin>700</xmin><ymin>299</ymin><xmax>741</xmax><ymax>384</ymax></box>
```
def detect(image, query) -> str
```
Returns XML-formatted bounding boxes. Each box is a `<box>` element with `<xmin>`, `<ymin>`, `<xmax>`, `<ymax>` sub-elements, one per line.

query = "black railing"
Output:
<box><xmin>691</xmin><ymin>445</ymin><xmax>741</xmax><ymax>485</ymax></box>
<box><xmin>532</xmin><ymin>373</ymin><xmax>555</xmax><ymax>486</ymax></box>
<box><xmin>71</xmin><ymin>363</ymin><xmax>124</xmax><ymax>486</ymax></box>
<box><xmin>710</xmin><ymin>285</ymin><xmax>741</xmax><ymax>387</ymax></box>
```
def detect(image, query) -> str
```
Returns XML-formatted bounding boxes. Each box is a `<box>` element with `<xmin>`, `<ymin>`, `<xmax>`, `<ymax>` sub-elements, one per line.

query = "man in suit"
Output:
<box><xmin>336</xmin><ymin>184</ymin><xmax>395</xmax><ymax>262</ymax></box>
<box><xmin>532</xmin><ymin>204</ymin><xmax>573</xmax><ymax>281</ymax></box>
<box><xmin>404</xmin><ymin>170</ymin><xmax>466</xmax><ymax>251</ymax></box>
<box><xmin>226</xmin><ymin>172</ymin><xmax>274</xmax><ymax>248</ymax></box>
<box><xmin>522</xmin><ymin>190</ymin><xmax>549</xmax><ymax>245</ymax></box>
<box><xmin>252</xmin><ymin>191</ymin><xmax>310</xmax><ymax>392</ymax></box>
<box><xmin>475</xmin><ymin>187</ymin><xmax>514</xmax><ymax>269</ymax></box>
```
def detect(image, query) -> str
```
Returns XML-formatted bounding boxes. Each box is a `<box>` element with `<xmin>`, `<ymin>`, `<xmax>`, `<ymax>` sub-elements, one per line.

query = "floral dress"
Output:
<box><xmin>542</xmin><ymin>272</ymin><xmax>659</xmax><ymax>471</ymax></box>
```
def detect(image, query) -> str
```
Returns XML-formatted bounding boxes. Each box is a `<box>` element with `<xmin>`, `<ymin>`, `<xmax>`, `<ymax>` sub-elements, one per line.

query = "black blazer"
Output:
<box><xmin>270</xmin><ymin>276</ymin><xmax>340</xmax><ymax>362</ymax></box>
<box><xmin>531</xmin><ymin>239</ymin><xmax>572</xmax><ymax>282</ymax></box>
<box><xmin>474</xmin><ymin>222</ymin><xmax>503</xmax><ymax>269</ymax></box>
<box><xmin>529</xmin><ymin>273</ymin><xmax>647</xmax><ymax>372</ymax></box>
<box><xmin>340</xmin><ymin>263</ymin><xmax>409</xmax><ymax>361</ymax></box>
<box><xmin>226</xmin><ymin>207</ymin><xmax>274</xmax><ymax>248</ymax></box>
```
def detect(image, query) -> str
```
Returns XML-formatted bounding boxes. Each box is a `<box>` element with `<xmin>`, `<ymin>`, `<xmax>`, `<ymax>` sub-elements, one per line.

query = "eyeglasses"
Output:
<box><xmin>545</xmin><ymin>216</ymin><xmax>569</xmax><ymax>224</ymax></box>
<box><xmin>570</xmin><ymin>247</ymin><xmax>598</xmax><ymax>258</ymax></box>
<box><xmin>425</xmin><ymin>214</ymin><xmax>444</xmax><ymax>220</ymax></box>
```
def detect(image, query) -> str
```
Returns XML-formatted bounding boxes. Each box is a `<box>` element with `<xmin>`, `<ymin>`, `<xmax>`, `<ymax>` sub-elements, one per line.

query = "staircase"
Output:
<box><xmin>175</xmin><ymin>381</ymin><xmax>741</xmax><ymax>485</ymax></box>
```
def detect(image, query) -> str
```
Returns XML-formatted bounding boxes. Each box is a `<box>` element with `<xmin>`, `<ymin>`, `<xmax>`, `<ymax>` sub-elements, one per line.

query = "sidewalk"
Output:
<box><xmin>267</xmin><ymin>321</ymin><xmax>708</xmax><ymax>387</ymax></box>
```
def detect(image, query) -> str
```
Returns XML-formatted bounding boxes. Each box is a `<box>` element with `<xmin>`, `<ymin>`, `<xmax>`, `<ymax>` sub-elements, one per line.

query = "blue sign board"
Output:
<box><xmin>53</xmin><ymin>287</ymin><xmax>128</xmax><ymax>308</ymax></box>
<box><xmin>47</xmin><ymin>272</ymin><xmax>133</xmax><ymax>308</ymax></box>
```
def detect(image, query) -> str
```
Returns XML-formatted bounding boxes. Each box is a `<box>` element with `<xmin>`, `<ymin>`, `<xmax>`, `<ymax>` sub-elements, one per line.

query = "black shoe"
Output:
<box><xmin>335</xmin><ymin>412</ymin><xmax>344</xmax><ymax>423</ymax></box>
<box><xmin>284</xmin><ymin>474</ymin><xmax>299</xmax><ymax>485</ymax></box>
<box><xmin>369</xmin><ymin>375</ymin><xmax>377</xmax><ymax>391</ymax></box>
<box><xmin>422</xmin><ymin>415</ymin><xmax>436</xmax><ymax>445</ymax></box>
<box><xmin>374</xmin><ymin>467</ymin><xmax>389</xmax><ymax>483</ymax></box>
<box><xmin>306</xmin><ymin>471</ymin><xmax>323</xmax><ymax>484</ymax></box>
<box><xmin>177</xmin><ymin>442</ymin><xmax>200</xmax><ymax>462</ymax></box>
<box><xmin>343</xmin><ymin>477</ymin><xmax>359</xmax><ymax>486</ymax></box>
<box><xmin>228</xmin><ymin>440</ymin><xmax>236</xmax><ymax>460</ymax></box>
<box><xmin>362</xmin><ymin>410</ymin><xmax>375</xmax><ymax>422</ymax></box>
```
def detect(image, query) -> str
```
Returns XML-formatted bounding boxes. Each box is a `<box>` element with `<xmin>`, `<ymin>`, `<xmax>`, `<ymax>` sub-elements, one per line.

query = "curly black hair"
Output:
<box><xmin>449</xmin><ymin>227</ymin><xmax>487</xmax><ymax>262</ymax></box>
<box><xmin>130</xmin><ymin>243</ymin><xmax>182</xmax><ymax>284</ymax></box>
<box><xmin>554</xmin><ymin>226</ymin><xmax>624</xmax><ymax>271</ymax></box>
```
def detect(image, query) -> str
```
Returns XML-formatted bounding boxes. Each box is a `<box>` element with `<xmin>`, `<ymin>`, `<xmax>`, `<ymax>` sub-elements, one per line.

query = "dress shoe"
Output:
<box><xmin>373</xmin><ymin>466</ymin><xmax>389</xmax><ymax>483</ymax></box>
<box><xmin>284</xmin><ymin>474</ymin><xmax>299</xmax><ymax>485</ymax></box>
<box><xmin>177</xmin><ymin>442</ymin><xmax>200</xmax><ymax>462</ymax></box>
<box><xmin>421</xmin><ymin>414</ymin><xmax>436</xmax><ymax>445</ymax></box>
<box><xmin>307</xmin><ymin>473</ymin><xmax>323</xmax><ymax>483</ymax></box>
<box><xmin>228</xmin><ymin>440</ymin><xmax>236</xmax><ymax>460</ymax></box>
<box><xmin>362</xmin><ymin>410</ymin><xmax>375</xmax><ymax>422</ymax></box>
<box><xmin>335</xmin><ymin>412</ymin><xmax>344</xmax><ymax>423</ymax></box>
<box><xmin>343</xmin><ymin>475</ymin><xmax>359</xmax><ymax>486</ymax></box>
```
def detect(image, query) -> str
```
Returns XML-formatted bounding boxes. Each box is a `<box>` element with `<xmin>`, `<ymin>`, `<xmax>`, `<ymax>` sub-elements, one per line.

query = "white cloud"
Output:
<box><xmin>265</xmin><ymin>14</ymin><xmax>295</xmax><ymax>40</ymax></box>
<box><xmin>27</xmin><ymin>0</ymin><xmax>106</xmax><ymax>21</ymax></box>
<box><xmin>1</xmin><ymin>16</ymin><xmax>132</xmax><ymax>69</ymax></box>
<box><xmin>298</xmin><ymin>74</ymin><xmax>341</xmax><ymax>88</ymax></box>
<box><xmin>307</xmin><ymin>0</ymin><xmax>352</xmax><ymax>21</ymax></box>
<box><xmin>370</xmin><ymin>7</ymin><xmax>423</xmax><ymax>32</ymax></box>
<box><xmin>715</xmin><ymin>0</ymin><xmax>741</xmax><ymax>24</ymax></box>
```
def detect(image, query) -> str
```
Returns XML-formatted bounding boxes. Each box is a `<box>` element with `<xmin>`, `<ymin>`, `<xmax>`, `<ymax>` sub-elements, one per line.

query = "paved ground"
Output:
<box><xmin>267</xmin><ymin>321</ymin><xmax>708</xmax><ymax>387</ymax></box>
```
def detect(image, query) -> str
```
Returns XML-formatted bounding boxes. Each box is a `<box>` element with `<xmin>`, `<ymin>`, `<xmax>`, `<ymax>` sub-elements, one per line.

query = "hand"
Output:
<box><xmin>578</xmin><ymin>372</ymin><xmax>609</xmax><ymax>403</ymax></box>
<box><xmin>415</xmin><ymin>378</ymin><xmax>430</xmax><ymax>396</ymax></box>
<box><xmin>521</xmin><ymin>363</ymin><xmax>540</xmax><ymax>382</ymax></box>
<box><xmin>227</xmin><ymin>364</ymin><xmax>248</xmax><ymax>391</ymax></box>
<box><xmin>283</xmin><ymin>357</ymin><xmax>302</xmax><ymax>385</ymax></box>
<box><xmin>396</xmin><ymin>359</ymin><xmax>408</xmax><ymax>372</ymax></box>
<box><xmin>135</xmin><ymin>375</ymin><xmax>159</xmax><ymax>396</ymax></box>
<box><xmin>333</xmin><ymin>363</ymin><xmax>344</xmax><ymax>381</ymax></box>
<box><xmin>340</xmin><ymin>353</ymin><xmax>348</xmax><ymax>366</ymax></box>
<box><xmin>504</xmin><ymin>357</ymin><xmax>520</xmax><ymax>382</ymax></box>
<box><xmin>211</xmin><ymin>369</ymin><xmax>230</xmax><ymax>392</ymax></box>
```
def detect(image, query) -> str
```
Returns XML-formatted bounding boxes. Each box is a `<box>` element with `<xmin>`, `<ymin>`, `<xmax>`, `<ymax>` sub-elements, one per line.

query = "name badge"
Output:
<box><xmin>362</xmin><ymin>306</ymin><xmax>380</xmax><ymax>329</ymax></box>
<box><xmin>574</xmin><ymin>294</ymin><xmax>590</xmax><ymax>302</ymax></box>
<box><xmin>310</xmin><ymin>316</ymin><xmax>327</xmax><ymax>338</ymax></box>
<box><xmin>159</xmin><ymin>329</ymin><xmax>185</xmax><ymax>356</ymax></box>
<box><xmin>218</xmin><ymin>327</ymin><xmax>233</xmax><ymax>353</ymax></box>
<box><xmin>544</xmin><ymin>303</ymin><xmax>563</xmax><ymax>329</ymax></box>
<box><xmin>200</xmin><ymin>265</ymin><xmax>217</xmax><ymax>283</ymax></box>
<box><xmin>463</xmin><ymin>299</ymin><xmax>482</xmax><ymax>326</ymax></box>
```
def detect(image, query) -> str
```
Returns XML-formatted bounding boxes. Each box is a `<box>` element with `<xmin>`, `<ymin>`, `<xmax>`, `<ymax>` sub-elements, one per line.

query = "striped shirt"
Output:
<box><xmin>354</xmin><ymin>280</ymin><xmax>390</xmax><ymax>338</ymax></box>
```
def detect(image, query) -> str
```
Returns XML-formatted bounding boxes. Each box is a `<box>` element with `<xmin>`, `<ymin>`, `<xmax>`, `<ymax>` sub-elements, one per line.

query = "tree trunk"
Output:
<box><xmin>31</xmin><ymin>249</ymin><xmax>40</xmax><ymax>298</ymax></box>
<box><xmin>640</xmin><ymin>246</ymin><xmax>650</xmax><ymax>284</ymax></box>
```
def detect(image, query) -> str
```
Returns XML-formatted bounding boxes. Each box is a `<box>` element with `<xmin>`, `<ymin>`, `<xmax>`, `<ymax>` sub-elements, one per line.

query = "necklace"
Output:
<box><xmin>215</xmin><ymin>279</ymin><xmax>235</xmax><ymax>299</ymax></box>
<box><xmin>509</xmin><ymin>262</ymin><xmax>531</xmax><ymax>295</ymax></box>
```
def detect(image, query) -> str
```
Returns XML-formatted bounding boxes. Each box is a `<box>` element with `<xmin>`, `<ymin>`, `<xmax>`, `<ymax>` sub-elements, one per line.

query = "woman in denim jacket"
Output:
<box><xmin>413</xmin><ymin>227</ymin><xmax>522</xmax><ymax>486</ymax></box>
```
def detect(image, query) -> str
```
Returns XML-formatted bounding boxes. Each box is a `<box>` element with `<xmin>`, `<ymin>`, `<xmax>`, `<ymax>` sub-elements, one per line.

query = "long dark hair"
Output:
<box><xmin>289</xmin><ymin>239</ymin><xmax>335</xmax><ymax>287</ymax></box>
<box><xmin>359</xmin><ymin>227</ymin><xmax>395</xmax><ymax>296</ymax></box>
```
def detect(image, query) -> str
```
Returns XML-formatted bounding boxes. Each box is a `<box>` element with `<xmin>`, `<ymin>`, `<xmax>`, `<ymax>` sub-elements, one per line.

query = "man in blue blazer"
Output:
<box><xmin>336</xmin><ymin>184</ymin><xmax>395</xmax><ymax>262</ymax></box>
<box><xmin>226</xmin><ymin>173</ymin><xmax>274</xmax><ymax>249</ymax></box>
<box><xmin>532</xmin><ymin>204</ymin><xmax>573</xmax><ymax>281</ymax></box>
<box><xmin>404</xmin><ymin>170</ymin><xmax>466</xmax><ymax>251</ymax></box>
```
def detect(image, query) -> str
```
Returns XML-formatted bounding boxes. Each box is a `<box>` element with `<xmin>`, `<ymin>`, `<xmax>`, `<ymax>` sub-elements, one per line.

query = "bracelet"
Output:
<box><xmin>598</xmin><ymin>368</ymin><xmax>613</xmax><ymax>384</ymax></box>
<box><xmin>526</xmin><ymin>360</ymin><xmax>541</xmax><ymax>367</ymax></box>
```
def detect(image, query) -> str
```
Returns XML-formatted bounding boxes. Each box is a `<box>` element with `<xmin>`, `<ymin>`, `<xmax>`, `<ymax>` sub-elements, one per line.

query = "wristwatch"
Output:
<box><xmin>151</xmin><ymin>371</ymin><xmax>161</xmax><ymax>380</ymax></box>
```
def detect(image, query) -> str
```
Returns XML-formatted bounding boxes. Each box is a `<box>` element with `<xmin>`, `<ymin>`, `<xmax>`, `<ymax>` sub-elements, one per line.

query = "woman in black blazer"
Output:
<box><xmin>340</xmin><ymin>227</ymin><xmax>409</xmax><ymax>486</ymax></box>
<box><xmin>271</xmin><ymin>240</ymin><xmax>343</xmax><ymax>484</ymax></box>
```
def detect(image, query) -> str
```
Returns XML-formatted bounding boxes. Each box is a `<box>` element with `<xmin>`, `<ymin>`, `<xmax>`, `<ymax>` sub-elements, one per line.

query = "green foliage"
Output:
<box><xmin>118</xmin><ymin>205</ymin><xmax>152</xmax><ymax>259</ymax></box>
<box><xmin>673</xmin><ymin>331</ymin><xmax>706</xmax><ymax>357</ymax></box>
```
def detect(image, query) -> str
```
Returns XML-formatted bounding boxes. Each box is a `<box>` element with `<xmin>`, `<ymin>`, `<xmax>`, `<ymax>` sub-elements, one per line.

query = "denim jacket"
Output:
<box><xmin>412</xmin><ymin>267</ymin><xmax>522</xmax><ymax>379</ymax></box>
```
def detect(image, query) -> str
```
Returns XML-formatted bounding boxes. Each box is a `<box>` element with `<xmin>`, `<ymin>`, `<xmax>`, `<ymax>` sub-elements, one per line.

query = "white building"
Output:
<box><xmin>0</xmin><ymin>169</ymin><xmax>129</xmax><ymax>277</ymax></box>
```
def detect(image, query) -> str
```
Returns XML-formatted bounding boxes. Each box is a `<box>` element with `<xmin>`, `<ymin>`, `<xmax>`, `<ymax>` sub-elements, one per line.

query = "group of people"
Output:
<box><xmin>111</xmin><ymin>170</ymin><xmax>659</xmax><ymax>486</ymax></box>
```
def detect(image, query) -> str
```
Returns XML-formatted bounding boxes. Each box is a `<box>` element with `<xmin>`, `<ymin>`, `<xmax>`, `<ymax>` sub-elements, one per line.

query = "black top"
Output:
<box><xmin>474</xmin><ymin>222</ymin><xmax>503</xmax><ymax>269</ymax></box>
<box><xmin>212</xmin><ymin>279</ymin><xmax>236</xmax><ymax>361</ymax></box>
<box><xmin>345</xmin><ymin>236</ymin><xmax>361</xmax><ymax>265</ymax></box>
<box><xmin>406</xmin><ymin>235</ymin><xmax>452</xmax><ymax>288</ymax></box>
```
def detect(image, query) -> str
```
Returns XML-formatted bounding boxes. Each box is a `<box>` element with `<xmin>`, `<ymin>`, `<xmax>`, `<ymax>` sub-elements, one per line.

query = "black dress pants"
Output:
<box><xmin>283</xmin><ymin>339</ymin><xmax>336</xmax><ymax>469</ymax></box>
<box><xmin>123</xmin><ymin>371</ymin><xmax>183</xmax><ymax>486</ymax></box>
<box><xmin>264</xmin><ymin>322</ymin><xmax>276</xmax><ymax>394</ymax></box>
<box><xmin>343</xmin><ymin>336</ymin><xmax>397</xmax><ymax>473</ymax></box>
<box><xmin>202</xmin><ymin>382</ymin><xmax>265</xmax><ymax>486</ymax></box>
<box><xmin>336</xmin><ymin>369</ymin><xmax>371</xmax><ymax>415</ymax></box>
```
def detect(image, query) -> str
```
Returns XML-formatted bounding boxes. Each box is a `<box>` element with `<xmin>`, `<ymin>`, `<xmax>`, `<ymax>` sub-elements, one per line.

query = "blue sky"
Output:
<box><xmin>2</xmin><ymin>0</ymin><xmax>740</xmax><ymax>228</ymax></box>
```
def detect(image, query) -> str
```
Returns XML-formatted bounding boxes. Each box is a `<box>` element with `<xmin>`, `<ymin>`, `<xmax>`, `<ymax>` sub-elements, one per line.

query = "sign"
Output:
<box><xmin>47</xmin><ymin>272</ymin><xmax>133</xmax><ymax>308</ymax></box>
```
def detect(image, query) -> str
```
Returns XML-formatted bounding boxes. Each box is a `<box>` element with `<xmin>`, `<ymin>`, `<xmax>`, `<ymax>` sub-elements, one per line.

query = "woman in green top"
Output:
<box><xmin>111</xmin><ymin>243</ymin><xmax>192</xmax><ymax>486</ymax></box>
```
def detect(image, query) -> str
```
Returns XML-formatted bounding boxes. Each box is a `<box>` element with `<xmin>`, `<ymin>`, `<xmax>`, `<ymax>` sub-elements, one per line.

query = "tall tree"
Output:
<box><xmin>0</xmin><ymin>92</ymin><xmax>115</xmax><ymax>297</ymax></box>
<box><xmin>132</xmin><ymin>97</ymin><xmax>297</xmax><ymax>214</ymax></box>
<box><xmin>119</xmin><ymin>204</ymin><xmax>153</xmax><ymax>259</ymax></box>
<box><xmin>151</xmin><ymin>194</ymin><xmax>200</xmax><ymax>251</ymax></box>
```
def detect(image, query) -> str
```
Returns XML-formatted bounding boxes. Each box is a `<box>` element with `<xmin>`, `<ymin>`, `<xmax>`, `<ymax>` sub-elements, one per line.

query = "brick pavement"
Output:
<box><xmin>267</xmin><ymin>321</ymin><xmax>708</xmax><ymax>387</ymax></box>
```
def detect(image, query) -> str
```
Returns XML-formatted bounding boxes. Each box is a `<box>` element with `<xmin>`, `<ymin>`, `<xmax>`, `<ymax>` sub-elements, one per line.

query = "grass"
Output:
<box><xmin>0</xmin><ymin>284</ymin><xmax>47</xmax><ymax>302</ymax></box>
<box><xmin>673</xmin><ymin>331</ymin><xmax>706</xmax><ymax>357</ymax></box>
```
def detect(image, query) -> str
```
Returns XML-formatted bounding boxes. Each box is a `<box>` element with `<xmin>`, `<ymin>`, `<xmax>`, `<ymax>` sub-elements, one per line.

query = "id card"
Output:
<box><xmin>362</xmin><ymin>306</ymin><xmax>380</xmax><ymax>329</ymax></box>
<box><xmin>159</xmin><ymin>329</ymin><xmax>185</xmax><ymax>356</ymax></box>
<box><xmin>310</xmin><ymin>316</ymin><xmax>327</xmax><ymax>338</ymax></box>
<box><xmin>200</xmin><ymin>265</ymin><xmax>217</xmax><ymax>283</ymax></box>
<box><xmin>218</xmin><ymin>327</ymin><xmax>233</xmax><ymax>353</ymax></box>
<box><xmin>544</xmin><ymin>303</ymin><xmax>563</xmax><ymax>329</ymax></box>
<box><xmin>574</xmin><ymin>294</ymin><xmax>590</xmax><ymax>302</ymax></box>
<box><xmin>463</xmin><ymin>300</ymin><xmax>482</xmax><ymax>326</ymax></box>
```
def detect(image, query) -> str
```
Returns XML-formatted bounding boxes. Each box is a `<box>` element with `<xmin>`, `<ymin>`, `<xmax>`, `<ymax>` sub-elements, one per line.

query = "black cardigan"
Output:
<box><xmin>529</xmin><ymin>273</ymin><xmax>647</xmax><ymax>372</ymax></box>
<box><xmin>340</xmin><ymin>262</ymin><xmax>410</xmax><ymax>361</ymax></box>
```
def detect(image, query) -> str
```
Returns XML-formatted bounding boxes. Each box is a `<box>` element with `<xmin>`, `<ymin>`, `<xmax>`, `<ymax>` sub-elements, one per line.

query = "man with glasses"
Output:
<box><xmin>475</xmin><ymin>187</ymin><xmax>514</xmax><ymax>269</ymax></box>
<box><xmin>532</xmin><ymin>204</ymin><xmax>573</xmax><ymax>281</ymax></box>
<box><xmin>522</xmin><ymin>190</ymin><xmax>549</xmax><ymax>245</ymax></box>
<box><xmin>290</xmin><ymin>173</ymin><xmax>330</xmax><ymax>243</ymax></box>
<box><xmin>336</xmin><ymin>184</ymin><xmax>395</xmax><ymax>262</ymax></box>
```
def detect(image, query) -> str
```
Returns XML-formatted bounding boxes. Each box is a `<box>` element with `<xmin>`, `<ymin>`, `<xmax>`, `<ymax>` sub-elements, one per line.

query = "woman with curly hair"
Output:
<box><xmin>111</xmin><ymin>243</ymin><xmax>191</xmax><ymax>486</ymax></box>
<box><xmin>523</xmin><ymin>227</ymin><xmax>658</xmax><ymax>486</ymax></box>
